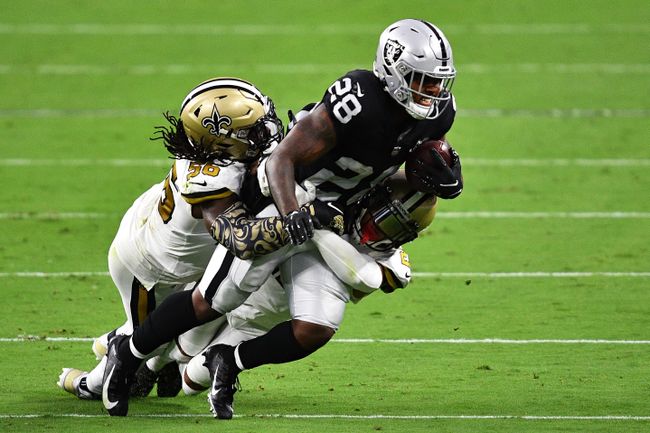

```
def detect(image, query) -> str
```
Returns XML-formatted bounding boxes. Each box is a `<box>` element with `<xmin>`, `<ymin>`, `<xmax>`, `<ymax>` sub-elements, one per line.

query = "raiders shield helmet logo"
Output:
<box><xmin>202</xmin><ymin>104</ymin><xmax>232</xmax><ymax>137</ymax></box>
<box><xmin>383</xmin><ymin>39</ymin><xmax>404</xmax><ymax>66</ymax></box>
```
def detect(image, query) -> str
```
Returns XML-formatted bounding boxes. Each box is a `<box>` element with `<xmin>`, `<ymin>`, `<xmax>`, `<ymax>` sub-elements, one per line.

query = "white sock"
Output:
<box><xmin>84</xmin><ymin>356</ymin><xmax>107</xmax><ymax>395</ymax></box>
<box><xmin>234</xmin><ymin>344</ymin><xmax>246</xmax><ymax>371</ymax></box>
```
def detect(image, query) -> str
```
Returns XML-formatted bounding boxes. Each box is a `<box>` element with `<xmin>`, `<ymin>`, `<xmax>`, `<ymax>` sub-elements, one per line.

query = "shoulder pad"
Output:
<box><xmin>175</xmin><ymin>159</ymin><xmax>246</xmax><ymax>204</ymax></box>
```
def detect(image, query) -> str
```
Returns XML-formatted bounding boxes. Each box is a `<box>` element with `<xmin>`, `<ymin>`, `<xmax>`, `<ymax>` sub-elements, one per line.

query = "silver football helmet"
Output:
<box><xmin>373</xmin><ymin>19</ymin><xmax>456</xmax><ymax>120</ymax></box>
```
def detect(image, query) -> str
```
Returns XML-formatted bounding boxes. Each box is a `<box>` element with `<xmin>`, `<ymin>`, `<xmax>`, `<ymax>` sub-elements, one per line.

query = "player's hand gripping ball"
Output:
<box><xmin>405</xmin><ymin>139</ymin><xmax>463</xmax><ymax>199</ymax></box>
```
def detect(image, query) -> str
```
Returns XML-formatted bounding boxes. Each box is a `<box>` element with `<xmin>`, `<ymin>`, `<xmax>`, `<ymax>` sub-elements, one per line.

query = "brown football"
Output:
<box><xmin>405</xmin><ymin>139</ymin><xmax>453</xmax><ymax>192</ymax></box>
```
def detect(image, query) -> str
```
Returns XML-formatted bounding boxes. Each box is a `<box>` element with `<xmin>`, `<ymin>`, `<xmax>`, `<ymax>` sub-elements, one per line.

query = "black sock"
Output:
<box><xmin>130</xmin><ymin>289</ymin><xmax>202</xmax><ymax>356</ymax></box>
<box><xmin>237</xmin><ymin>321</ymin><xmax>312</xmax><ymax>370</ymax></box>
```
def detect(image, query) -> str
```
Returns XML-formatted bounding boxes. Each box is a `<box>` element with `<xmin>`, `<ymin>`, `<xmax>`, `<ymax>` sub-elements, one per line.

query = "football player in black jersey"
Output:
<box><xmin>199</xmin><ymin>18</ymin><xmax>464</xmax><ymax>419</ymax></box>
<box><xmin>102</xmin><ymin>18</ymin><xmax>463</xmax><ymax>419</ymax></box>
<box><xmin>274</xmin><ymin>18</ymin><xmax>461</xmax><ymax>241</ymax></box>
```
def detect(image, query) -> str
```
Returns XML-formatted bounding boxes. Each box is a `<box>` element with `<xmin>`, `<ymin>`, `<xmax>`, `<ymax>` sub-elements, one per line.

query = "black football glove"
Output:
<box><xmin>310</xmin><ymin>199</ymin><xmax>345</xmax><ymax>236</ymax></box>
<box><xmin>283</xmin><ymin>208</ymin><xmax>315</xmax><ymax>245</ymax></box>
<box><xmin>408</xmin><ymin>146</ymin><xmax>463</xmax><ymax>199</ymax></box>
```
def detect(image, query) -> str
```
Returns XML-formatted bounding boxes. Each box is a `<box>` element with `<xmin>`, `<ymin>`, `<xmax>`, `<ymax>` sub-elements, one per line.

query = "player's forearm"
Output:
<box><xmin>266</xmin><ymin>153</ymin><xmax>300</xmax><ymax>216</ymax></box>
<box><xmin>210</xmin><ymin>202</ymin><xmax>289</xmax><ymax>260</ymax></box>
<box><xmin>266</xmin><ymin>105</ymin><xmax>337</xmax><ymax>216</ymax></box>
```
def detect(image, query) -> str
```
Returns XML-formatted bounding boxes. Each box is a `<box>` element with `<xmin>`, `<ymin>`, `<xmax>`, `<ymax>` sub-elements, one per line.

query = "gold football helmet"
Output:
<box><xmin>352</xmin><ymin>172</ymin><xmax>437</xmax><ymax>251</ymax></box>
<box><xmin>156</xmin><ymin>77</ymin><xmax>283</xmax><ymax>163</ymax></box>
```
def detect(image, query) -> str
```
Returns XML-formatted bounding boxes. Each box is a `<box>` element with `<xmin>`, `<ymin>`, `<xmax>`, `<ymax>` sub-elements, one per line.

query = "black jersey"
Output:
<box><xmin>295</xmin><ymin>70</ymin><xmax>455</xmax><ymax>207</ymax></box>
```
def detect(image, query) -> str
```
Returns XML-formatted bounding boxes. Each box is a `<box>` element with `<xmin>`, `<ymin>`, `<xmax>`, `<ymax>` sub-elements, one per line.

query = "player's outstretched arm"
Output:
<box><xmin>209</xmin><ymin>201</ymin><xmax>287</xmax><ymax>259</ymax></box>
<box><xmin>209</xmin><ymin>200</ymin><xmax>344</xmax><ymax>260</ymax></box>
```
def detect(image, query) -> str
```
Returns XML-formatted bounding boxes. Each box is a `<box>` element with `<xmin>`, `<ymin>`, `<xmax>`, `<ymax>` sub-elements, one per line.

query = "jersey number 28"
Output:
<box><xmin>328</xmin><ymin>77</ymin><xmax>362</xmax><ymax>124</ymax></box>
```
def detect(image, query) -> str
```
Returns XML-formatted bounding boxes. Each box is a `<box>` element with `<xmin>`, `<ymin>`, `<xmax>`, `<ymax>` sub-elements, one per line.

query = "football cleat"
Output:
<box><xmin>92</xmin><ymin>338</ymin><xmax>108</xmax><ymax>360</ymax></box>
<box><xmin>129</xmin><ymin>363</ymin><xmax>157</xmax><ymax>398</ymax></box>
<box><xmin>92</xmin><ymin>329</ymin><xmax>116</xmax><ymax>360</ymax></box>
<box><xmin>204</xmin><ymin>344</ymin><xmax>241</xmax><ymax>420</ymax></box>
<box><xmin>102</xmin><ymin>335</ymin><xmax>134</xmax><ymax>416</ymax></box>
<box><xmin>57</xmin><ymin>368</ymin><xmax>100</xmax><ymax>400</ymax></box>
<box><xmin>129</xmin><ymin>361</ymin><xmax>182</xmax><ymax>398</ymax></box>
<box><xmin>156</xmin><ymin>361</ymin><xmax>182</xmax><ymax>398</ymax></box>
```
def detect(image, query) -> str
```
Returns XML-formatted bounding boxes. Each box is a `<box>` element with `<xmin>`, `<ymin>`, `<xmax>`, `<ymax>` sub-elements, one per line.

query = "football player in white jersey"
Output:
<box><xmin>131</xmin><ymin>173</ymin><xmax>435</xmax><ymax>397</ymax></box>
<box><xmin>57</xmin><ymin>76</ymin><xmax>286</xmax><ymax>400</ymax></box>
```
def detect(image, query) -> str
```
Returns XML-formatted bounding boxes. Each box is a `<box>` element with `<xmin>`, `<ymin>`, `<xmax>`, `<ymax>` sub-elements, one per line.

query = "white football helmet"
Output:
<box><xmin>373</xmin><ymin>19</ymin><xmax>456</xmax><ymax>120</ymax></box>
<box><xmin>351</xmin><ymin>173</ymin><xmax>437</xmax><ymax>251</ymax></box>
<box><xmin>174</xmin><ymin>77</ymin><xmax>283</xmax><ymax>162</ymax></box>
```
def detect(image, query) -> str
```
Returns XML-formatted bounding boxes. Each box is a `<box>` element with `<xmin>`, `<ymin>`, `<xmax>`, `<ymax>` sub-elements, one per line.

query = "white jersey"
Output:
<box><xmin>112</xmin><ymin>159</ymin><xmax>246</xmax><ymax>288</ymax></box>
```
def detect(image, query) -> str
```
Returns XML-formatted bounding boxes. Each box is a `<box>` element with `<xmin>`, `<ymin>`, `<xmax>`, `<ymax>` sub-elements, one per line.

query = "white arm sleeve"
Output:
<box><xmin>312</xmin><ymin>230</ymin><xmax>382</xmax><ymax>293</ymax></box>
<box><xmin>258</xmin><ymin>156</ymin><xmax>316</xmax><ymax>206</ymax></box>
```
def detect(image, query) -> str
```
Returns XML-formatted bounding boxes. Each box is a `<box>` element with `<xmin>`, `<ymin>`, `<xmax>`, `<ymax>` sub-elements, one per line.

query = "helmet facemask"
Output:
<box><xmin>351</xmin><ymin>180</ymin><xmax>437</xmax><ymax>251</ymax></box>
<box><xmin>218</xmin><ymin>97</ymin><xmax>284</xmax><ymax>162</ymax></box>
<box><xmin>398</xmin><ymin>68</ymin><xmax>455</xmax><ymax>120</ymax></box>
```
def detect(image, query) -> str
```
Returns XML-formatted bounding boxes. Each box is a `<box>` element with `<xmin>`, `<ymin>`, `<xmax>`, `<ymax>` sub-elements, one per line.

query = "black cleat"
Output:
<box><xmin>156</xmin><ymin>361</ymin><xmax>182</xmax><ymax>397</ymax></box>
<box><xmin>129</xmin><ymin>363</ymin><xmax>157</xmax><ymax>398</ymax></box>
<box><xmin>204</xmin><ymin>344</ymin><xmax>241</xmax><ymax>420</ymax></box>
<box><xmin>102</xmin><ymin>335</ymin><xmax>136</xmax><ymax>416</ymax></box>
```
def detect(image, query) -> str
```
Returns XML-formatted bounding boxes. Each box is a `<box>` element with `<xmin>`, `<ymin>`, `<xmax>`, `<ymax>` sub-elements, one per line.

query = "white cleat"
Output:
<box><xmin>58</xmin><ymin>368</ymin><xmax>101</xmax><ymax>400</ymax></box>
<box><xmin>92</xmin><ymin>336</ymin><xmax>109</xmax><ymax>360</ymax></box>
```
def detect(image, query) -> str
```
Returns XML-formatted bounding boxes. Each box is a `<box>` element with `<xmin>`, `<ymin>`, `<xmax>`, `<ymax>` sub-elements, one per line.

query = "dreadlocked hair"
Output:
<box><xmin>151</xmin><ymin>112</ymin><xmax>231</xmax><ymax>165</ymax></box>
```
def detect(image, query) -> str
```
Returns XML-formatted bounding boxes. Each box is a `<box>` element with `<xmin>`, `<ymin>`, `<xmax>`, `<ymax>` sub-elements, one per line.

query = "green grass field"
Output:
<box><xmin>1</xmin><ymin>1</ymin><xmax>649</xmax><ymax>432</ymax></box>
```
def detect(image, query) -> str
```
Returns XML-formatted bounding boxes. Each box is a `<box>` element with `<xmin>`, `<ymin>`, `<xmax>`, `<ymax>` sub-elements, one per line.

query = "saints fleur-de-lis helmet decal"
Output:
<box><xmin>177</xmin><ymin>77</ymin><xmax>284</xmax><ymax>162</ymax></box>
<box><xmin>202</xmin><ymin>103</ymin><xmax>233</xmax><ymax>137</ymax></box>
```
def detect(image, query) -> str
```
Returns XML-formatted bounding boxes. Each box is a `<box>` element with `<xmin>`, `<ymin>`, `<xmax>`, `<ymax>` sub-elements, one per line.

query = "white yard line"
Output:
<box><xmin>2</xmin><ymin>158</ymin><xmax>650</xmax><ymax>167</ymax></box>
<box><xmin>0</xmin><ymin>23</ymin><xmax>648</xmax><ymax>35</ymax></box>
<box><xmin>2</xmin><ymin>158</ymin><xmax>649</xmax><ymax>166</ymax></box>
<box><xmin>0</xmin><ymin>108</ymin><xmax>648</xmax><ymax>118</ymax></box>
<box><xmin>435</xmin><ymin>212</ymin><xmax>650</xmax><ymax>219</ymax></box>
<box><xmin>1</xmin><ymin>63</ymin><xmax>648</xmax><ymax>75</ymax></box>
<box><xmin>1</xmin><ymin>271</ymin><xmax>649</xmax><ymax>278</ymax></box>
<box><xmin>413</xmin><ymin>272</ymin><xmax>650</xmax><ymax>278</ymax></box>
<box><xmin>465</xmin><ymin>158</ymin><xmax>650</xmax><ymax>167</ymax></box>
<box><xmin>2</xmin><ymin>336</ymin><xmax>649</xmax><ymax>344</ymax></box>
<box><xmin>0</xmin><ymin>271</ymin><xmax>111</xmax><ymax>277</ymax></box>
<box><xmin>0</xmin><ymin>212</ymin><xmax>120</xmax><ymax>219</ymax></box>
<box><xmin>0</xmin><ymin>158</ymin><xmax>170</xmax><ymax>166</ymax></box>
<box><xmin>0</xmin><ymin>413</ymin><xmax>648</xmax><ymax>420</ymax></box>
<box><xmin>333</xmin><ymin>339</ymin><xmax>650</xmax><ymax>344</ymax></box>
<box><xmin>2</xmin><ymin>211</ymin><xmax>650</xmax><ymax>220</ymax></box>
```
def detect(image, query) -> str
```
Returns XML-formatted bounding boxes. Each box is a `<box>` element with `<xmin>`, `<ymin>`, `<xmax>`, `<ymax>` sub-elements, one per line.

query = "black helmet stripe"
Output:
<box><xmin>402</xmin><ymin>190</ymin><xmax>430</xmax><ymax>213</ymax></box>
<box><xmin>420</xmin><ymin>20</ymin><xmax>449</xmax><ymax>66</ymax></box>
<box><xmin>179</xmin><ymin>78</ymin><xmax>264</xmax><ymax>113</ymax></box>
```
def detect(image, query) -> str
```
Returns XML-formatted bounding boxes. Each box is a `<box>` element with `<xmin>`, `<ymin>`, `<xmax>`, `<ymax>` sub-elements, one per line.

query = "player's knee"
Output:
<box><xmin>191</xmin><ymin>289</ymin><xmax>219</xmax><ymax>322</ymax></box>
<box><xmin>181</xmin><ymin>361</ymin><xmax>209</xmax><ymax>395</ymax></box>
<box><xmin>291</xmin><ymin>319</ymin><xmax>334</xmax><ymax>352</ymax></box>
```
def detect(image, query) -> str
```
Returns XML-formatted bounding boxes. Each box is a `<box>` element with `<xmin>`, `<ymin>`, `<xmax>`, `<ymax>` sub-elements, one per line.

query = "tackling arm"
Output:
<box><xmin>207</xmin><ymin>200</ymin><xmax>342</xmax><ymax>260</ymax></box>
<box><xmin>208</xmin><ymin>201</ymin><xmax>288</xmax><ymax>260</ymax></box>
